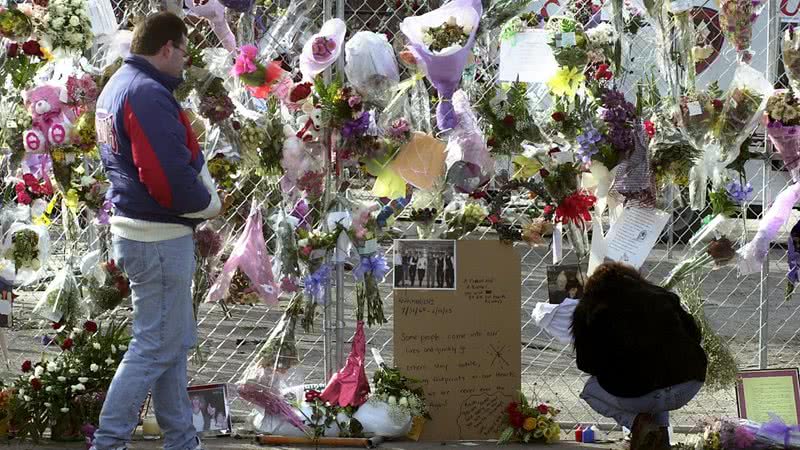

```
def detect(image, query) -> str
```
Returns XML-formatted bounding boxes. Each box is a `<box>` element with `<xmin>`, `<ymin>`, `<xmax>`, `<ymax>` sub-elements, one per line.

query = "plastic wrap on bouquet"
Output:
<box><xmin>768</xmin><ymin>122</ymin><xmax>800</xmax><ymax>172</ymax></box>
<box><xmin>610</xmin><ymin>124</ymin><xmax>656</xmax><ymax>207</ymax></box>
<box><xmin>206</xmin><ymin>201</ymin><xmax>279</xmax><ymax>305</ymax></box>
<box><xmin>755</xmin><ymin>414</ymin><xmax>800</xmax><ymax>448</ymax></box>
<box><xmin>0</xmin><ymin>222</ymin><xmax>49</xmax><ymax>287</ymax></box>
<box><xmin>345</xmin><ymin>31</ymin><xmax>400</xmax><ymax>106</ymax></box>
<box><xmin>400</xmin><ymin>0</ymin><xmax>482</xmax><ymax>130</ymax></box>
<box><xmin>185</xmin><ymin>0</ymin><xmax>236</xmax><ymax>53</ymax></box>
<box><xmin>531</xmin><ymin>298</ymin><xmax>578</xmax><ymax>344</ymax></box>
<box><xmin>738</xmin><ymin>183</ymin><xmax>800</xmax><ymax>275</ymax></box>
<box><xmin>320</xmin><ymin>320</ymin><xmax>370</xmax><ymax>407</ymax></box>
<box><xmin>719</xmin><ymin>0</ymin><xmax>765</xmax><ymax>64</ymax></box>
<box><xmin>253</xmin><ymin>299</ymin><xmax>301</xmax><ymax>373</ymax></box>
<box><xmin>714</xmin><ymin>64</ymin><xmax>772</xmax><ymax>165</ymax></box>
<box><xmin>444</xmin><ymin>90</ymin><xmax>492</xmax><ymax>193</ymax></box>
<box><xmin>88</xmin><ymin>0</ymin><xmax>118</xmax><ymax>36</ymax></box>
<box><xmin>784</xmin><ymin>27</ymin><xmax>800</xmax><ymax>93</ymax></box>
<box><xmin>299</xmin><ymin>19</ymin><xmax>346</xmax><ymax>81</ymax></box>
<box><xmin>34</xmin><ymin>263</ymin><xmax>82</xmax><ymax>325</ymax></box>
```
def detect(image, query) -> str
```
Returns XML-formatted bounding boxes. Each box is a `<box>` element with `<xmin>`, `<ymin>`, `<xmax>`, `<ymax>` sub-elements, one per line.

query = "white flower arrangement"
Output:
<box><xmin>586</xmin><ymin>22</ymin><xmax>617</xmax><ymax>47</ymax></box>
<box><xmin>44</xmin><ymin>0</ymin><xmax>93</xmax><ymax>52</ymax></box>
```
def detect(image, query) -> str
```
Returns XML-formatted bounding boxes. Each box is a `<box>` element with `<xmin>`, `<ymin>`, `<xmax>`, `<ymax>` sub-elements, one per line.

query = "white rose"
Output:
<box><xmin>24</xmin><ymin>395</ymin><xmax>31</xmax><ymax>402</ymax></box>
<box><xmin>105</xmin><ymin>358</ymin><xmax>114</xmax><ymax>365</ymax></box>
<box><xmin>46</xmin><ymin>386</ymin><xmax>52</xmax><ymax>392</ymax></box>
<box><xmin>18</xmin><ymin>389</ymin><xmax>25</xmax><ymax>396</ymax></box>
<box><xmin>57</xmin><ymin>376</ymin><xmax>66</xmax><ymax>382</ymax></box>
<box><xmin>52</xmin><ymin>17</ymin><xmax>65</xmax><ymax>29</ymax></box>
<box><xmin>388</xmin><ymin>396</ymin><xmax>397</xmax><ymax>405</ymax></box>
<box><xmin>93</xmin><ymin>343</ymin><xmax>101</xmax><ymax>350</ymax></box>
<box><xmin>69</xmin><ymin>369</ymin><xmax>78</xmax><ymax>374</ymax></box>
<box><xmin>71</xmin><ymin>383</ymin><xmax>85</xmax><ymax>392</ymax></box>
<box><xmin>48</xmin><ymin>362</ymin><xmax>59</xmax><ymax>372</ymax></box>
<box><xmin>78</xmin><ymin>377</ymin><xmax>89</xmax><ymax>383</ymax></box>
<box><xmin>119</xmin><ymin>344</ymin><xmax>127</xmax><ymax>350</ymax></box>
<box><xmin>69</xmin><ymin>16</ymin><xmax>80</xmax><ymax>27</ymax></box>
<box><xmin>60</xmin><ymin>407</ymin><xmax>70</xmax><ymax>413</ymax></box>
<box><xmin>69</xmin><ymin>33</ymin><xmax>82</xmax><ymax>45</ymax></box>
<box><xmin>44</xmin><ymin>402</ymin><xmax>52</xmax><ymax>407</ymax></box>
<box><xmin>34</xmin><ymin>366</ymin><xmax>44</xmax><ymax>377</ymax></box>
<box><xmin>90</xmin><ymin>364</ymin><xmax>99</xmax><ymax>372</ymax></box>
<box><xmin>399</xmin><ymin>397</ymin><xmax>408</xmax><ymax>406</ymax></box>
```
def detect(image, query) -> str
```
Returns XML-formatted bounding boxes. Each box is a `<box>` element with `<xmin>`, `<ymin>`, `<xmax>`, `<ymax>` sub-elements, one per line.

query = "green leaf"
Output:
<box><xmin>497</xmin><ymin>427</ymin><xmax>515</xmax><ymax>444</ymax></box>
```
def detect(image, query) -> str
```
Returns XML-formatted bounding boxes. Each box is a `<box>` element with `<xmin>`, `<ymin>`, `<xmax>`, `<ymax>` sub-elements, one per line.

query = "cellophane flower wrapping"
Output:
<box><xmin>206</xmin><ymin>201</ymin><xmax>279</xmax><ymax>305</ymax></box>
<box><xmin>400</xmin><ymin>0</ymin><xmax>482</xmax><ymax>130</ymax></box>
<box><xmin>0</xmin><ymin>221</ymin><xmax>49</xmax><ymax>287</ymax></box>
<box><xmin>34</xmin><ymin>263</ymin><xmax>82</xmax><ymax>326</ymax></box>
<box><xmin>320</xmin><ymin>320</ymin><xmax>370</xmax><ymax>407</ymax></box>
<box><xmin>784</xmin><ymin>27</ymin><xmax>800</xmax><ymax>93</ymax></box>
<box><xmin>768</xmin><ymin>122</ymin><xmax>800</xmax><ymax>172</ymax></box>
<box><xmin>444</xmin><ymin>90</ymin><xmax>493</xmax><ymax>193</ymax></box>
<box><xmin>80</xmin><ymin>249</ymin><xmax>130</xmax><ymax>316</ymax></box>
<box><xmin>738</xmin><ymin>183</ymin><xmax>800</xmax><ymax>275</ymax></box>
<box><xmin>185</xmin><ymin>0</ymin><xmax>236</xmax><ymax>53</ymax></box>
<box><xmin>610</xmin><ymin>124</ymin><xmax>656</xmax><ymax>206</ymax></box>
<box><xmin>345</xmin><ymin>31</ymin><xmax>400</xmax><ymax>107</ymax></box>
<box><xmin>719</xmin><ymin>0</ymin><xmax>765</xmax><ymax>64</ymax></box>
<box><xmin>299</xmin><ymin>18</ymin><xmax>347</xmax><ymax>80</ymax></box>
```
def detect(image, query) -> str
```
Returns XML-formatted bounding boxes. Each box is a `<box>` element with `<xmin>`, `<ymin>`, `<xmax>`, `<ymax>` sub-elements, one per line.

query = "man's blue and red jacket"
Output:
<box><xmin>95</xmin><ymin>56</ymin><xmax>211</xmax><ymax>228</ymax></box>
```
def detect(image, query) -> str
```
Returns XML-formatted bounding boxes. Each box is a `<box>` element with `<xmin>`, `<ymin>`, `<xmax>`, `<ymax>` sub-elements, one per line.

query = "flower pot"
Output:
<box><xmin>50</xmin><ymin>412</ymin><xmax>83</xmax><ymax>442</ymax></box>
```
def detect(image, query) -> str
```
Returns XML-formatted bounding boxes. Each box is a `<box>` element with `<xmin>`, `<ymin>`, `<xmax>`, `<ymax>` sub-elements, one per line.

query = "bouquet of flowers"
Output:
<box><xmin>254</xmin><ymin>296</ymin><xmax>302</xmax><ymax>372</ymax></box>
<box><xmin>442</xmin><ymin>197</ymin><xmax>488</xmax><ymax>239</ymax></box>
<box><xmin>43</xmin><ymin>0</ymin><xmax>94</xmax><ymax>52</ymax></box>
<box><xmin>545</xmin><ymin>17</ymin><xmax>588</xmax><ymax>69</ymax></box>
<box><xmin>674</xmin><ymin>415</ymin><xmax>800</xmax><ymax>449</ymax></box>
<box><xmin>355</xmin><ymin>363</ymin><xmax>429</xmax><ymax>428</ymax></box>
<box><xmin>477</xmin><ymin>82</ymin><xmax>542</xmax><ymax>155</ymax></box>
<box><xmin>676</xmin><ymin>84</ymin><xmax>724</xmax><ymax>151</ymax></box>
<box><xmin>766</xmin><ymin>90</ymin><xmax>800</xmax><ymax>171</ymax></box>
<box><xmin>0</xmin><ymin>7</ymin><xmax>32</xmax><ymax>40</ymax></box>
<box><xmin>240</xmin><ymin>99</ymin><xmax>284</xmax><ymax>175</ymax></box>
<box><xmin>1</xmin><ymin>223</ymin><xmax>48</xmax><ymax>285</ymax></box>
<box><xmin>232</xmin><ymin>44</ymin><xmax>286</xmax><ymax>98</ymax></box>
<box><xmin>662</xmin><ymin>236</ymin><xmax>737</xmax><ymax>289</ymax></box>
<box><xmin>66</xmin><ymin>173</ymin><xmax>108</xmax><ymax>214</ymax></box>
<box><xmin>3</xmin><ymin>40</ymin><xmax>48</xmax><ymax>91</ymax></box>
<box><xmin>497</xmin><ymin>392</ymin><xmax>560</xmax><ymax>444</ymax></box>
<box><xmin>353</xmin><ymin>254</ymin><xmax>389</xmax><ymax>327</ymax></box>
<box><xmin>15</xmin><ymin>173</ymin><xmax>53</xmax><ymax>206</ymax></box>
<box><xmin>33</xmin><ymin>264</ymin><xmax>82</xmax><ymax>327</ymax></box>
<box><xmin>719</xmin><ymin>0</ymin><xmax>765</xmax><ymax>63</ymax></box>
<box><xmin>82</xmin><ymin>258</ymin><xmax>130</xmax><ymax>316</ymax></box>
<box><xmin>400</xmin><ymin>0</ymin><xmax>482</xmax><ymax>130</ymax></box>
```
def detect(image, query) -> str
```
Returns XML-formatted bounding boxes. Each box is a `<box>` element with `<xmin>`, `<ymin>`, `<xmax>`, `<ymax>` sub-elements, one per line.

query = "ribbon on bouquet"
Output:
<box><xmin>352</xmin><ymin>254</ymin><xmax>389</xmax><ymax>281</ymax></box>
<box><xmin>303</xmin><ymin>264</ymin><xmax>331</xmax><ymax>305</ymax></box>
<box><xmin>759</xmin><ymin>413</ymin><xmax>800</xmax><ymax>448</ymax></box>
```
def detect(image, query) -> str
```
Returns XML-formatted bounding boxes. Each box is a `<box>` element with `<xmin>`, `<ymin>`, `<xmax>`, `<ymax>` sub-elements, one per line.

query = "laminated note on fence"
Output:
<box><xmin>604</xmin><ymin>207</ymin><xmax>669</xmax><ymax>269</ymax></box>
<box><xmin>394</xmin><ymin>241</ymin><xmax>521</xmax><ymax>441</ymax></box>
<box><xmin>498</xmin><ymin>30</ymin><xmax>558</xmax><ymax>83</ymax></box>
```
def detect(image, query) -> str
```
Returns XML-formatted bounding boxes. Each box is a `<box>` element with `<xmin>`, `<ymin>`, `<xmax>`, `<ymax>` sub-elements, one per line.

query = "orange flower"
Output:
<box><xmin>523</xmin><ymin>417</ymin><xmax>537</xmax><ymax>431</ymax></box>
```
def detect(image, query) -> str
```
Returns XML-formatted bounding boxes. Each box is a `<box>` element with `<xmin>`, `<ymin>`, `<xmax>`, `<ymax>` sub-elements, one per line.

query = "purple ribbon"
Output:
<box><xmin>759</xmin><ymin>414</ymin><xmax>800</xmax><ymax>448</ymax></box>
<box><xmin>304</xmin><ymin>264</ymin><xmax>331</xmax><ymax>304</ymax></box>
<box><xmin>789</xmin><ymin>220</ymin><xmax>800</xmax><ymax>284</ymax></box>
<box><xmin>352</xmin><ymin>254</ymin><xmax>389</xmax><ymax>281</ymax></box>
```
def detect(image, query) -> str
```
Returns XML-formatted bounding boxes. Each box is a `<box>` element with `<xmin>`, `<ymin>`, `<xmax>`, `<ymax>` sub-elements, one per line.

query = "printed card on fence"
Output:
<box><xmin>0</xmin><ymin>298</ymin><xmax>9</xmax><ymax>328</ymax></box>
<box><xmin>498</xmin><ymin>30</ymin><xmax>558</xmax><ymax>83</ymax></box>
<box><xmin>736</xmin><ymin>369</ymin><xmax>800</xmax><ymax>425</ymax></box>
<box><xmin>604</xmin><ymin>207</ymin><xmax>669</xmax><ymax>269</ymax></box>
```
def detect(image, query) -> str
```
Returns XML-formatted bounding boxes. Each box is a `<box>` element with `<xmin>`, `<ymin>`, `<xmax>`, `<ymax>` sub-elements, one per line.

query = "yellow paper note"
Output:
<box><xmin>741</xmin><ymin>374</ymin><xmax>800</xmax><ymax>425</ymax></box>
<box><xmin>390</xmin><ymin>132</ymin><xmax>446</xmax><ymax>190</ymax></box>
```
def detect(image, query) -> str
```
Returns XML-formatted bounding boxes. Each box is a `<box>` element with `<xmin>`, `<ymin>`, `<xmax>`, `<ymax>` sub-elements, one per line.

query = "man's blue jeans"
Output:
<box><xmin>92</xmin><ymin>235</ymin><xmax>198</xmax><ymax>450</ymax></box>
<box><xmin>580</xmin><ymin>376</ymin><xmax>703</xmax><ymax>429</ymax></box>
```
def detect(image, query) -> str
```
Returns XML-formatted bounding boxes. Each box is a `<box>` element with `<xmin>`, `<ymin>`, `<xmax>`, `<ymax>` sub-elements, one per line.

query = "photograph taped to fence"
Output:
<box><xmin>187</xmin><ymin>383</ymin><xmax>232</xmax><ymax>435</ymax></box>
<box><xmin>393</xmin><ymin>239</ymin><xmax>456</xmax><ymax>290</ymax></box>
<box><xmin>547</xmin><ymin>264</ymin><xmax>588</xmax><ymax>305</ymax></box>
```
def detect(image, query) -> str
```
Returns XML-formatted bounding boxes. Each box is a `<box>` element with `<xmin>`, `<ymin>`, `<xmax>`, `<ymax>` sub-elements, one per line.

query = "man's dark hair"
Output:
<box><xmin>130</xmin><ymin>12</ymin><xmax>188</xmax><ymax>56</ymax></box>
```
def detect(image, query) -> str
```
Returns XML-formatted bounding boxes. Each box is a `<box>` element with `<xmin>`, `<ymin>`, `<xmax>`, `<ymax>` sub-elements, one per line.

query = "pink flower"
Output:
<box><xmin>300</xmin><ymin>246</ymin><xmax>313</xmax><ymax>257</ymax></box>
<box><xmin>241</xmin><ymin>44</ymin><xmax>258</xmax><ymax>60</ymax></box>
<box><xmin>233</xmin><ymin>56</ymin><xmax>257</xmax><ymax>76</ymax></box>
<box><xmin>16</xmin><ymin>190</ymin><xmax>31</xmax><ymax>205</ymax></box>
<box><xmin>311</xmin><ymin>37</ymin><xmax>336</xmax><ymax>60</ymax></box>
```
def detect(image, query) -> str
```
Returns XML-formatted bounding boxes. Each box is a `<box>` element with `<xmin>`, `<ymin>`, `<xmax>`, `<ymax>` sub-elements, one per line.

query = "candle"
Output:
<box><xmin>142</xmin><ymin>417</ymin><xmax>161</xmax><ymax>440</ymax></box>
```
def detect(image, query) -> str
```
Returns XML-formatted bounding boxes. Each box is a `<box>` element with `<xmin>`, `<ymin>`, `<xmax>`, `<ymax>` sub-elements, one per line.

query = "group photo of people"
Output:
<box><xmin>393</xmin><ymin>240</ymin><xmax>457</xmax><ymax>290</ymax></box>
<box><xmin>188</xmin><ymin>385</ymin><xmax>231</xmax><ymax>434</ymax></box>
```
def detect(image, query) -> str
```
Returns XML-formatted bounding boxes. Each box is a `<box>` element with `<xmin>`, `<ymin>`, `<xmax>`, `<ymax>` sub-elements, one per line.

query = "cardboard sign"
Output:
<box><xmin>390</xmin><ymin>133</ymin><xmax>447</xmax><ymax>190</ymax></box>
<box><xmin>736</xmin><ymin>369</ymin><xmax>800</xmax><ymax>425</ymax></box>
<box><xmin>394</xmin><ymin>240</ymin><xmax>521</xmax><ymax>440</ymax></box>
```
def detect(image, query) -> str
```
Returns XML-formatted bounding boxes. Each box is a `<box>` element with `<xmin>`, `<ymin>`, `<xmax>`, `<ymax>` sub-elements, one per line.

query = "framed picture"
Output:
<box><xmin>546</xmin><ymin>264</ymin><xmax>588</xmax><ymax>304</ymax></box>
<box><xmin>393</xmin><ymin>239</ymin><xmax>457</xmax><ymax>291</ymax></box>
<box><xmin>736</xmin><ymin>368</ymin><xmax>800</xmax><ymax>425</ymax></box>
<box><xmin>187</xmin><ymin>383</ymin><xmax>232</xmax><ymax>435</ymax></box>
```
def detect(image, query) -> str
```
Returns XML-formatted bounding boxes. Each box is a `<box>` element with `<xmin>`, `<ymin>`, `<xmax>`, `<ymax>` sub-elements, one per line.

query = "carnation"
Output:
<box><xmin>57</xmin><ymin>376</ymin><xmax>66</xmax><ymax>382</ymax></box>
<box><xmin>69</xmin><ymin>15</ymin><xmax>79</xmax><ymax>27</ymax></box>
<box><xmin>90</xmin><ymin>363</ymin><xmax>99</xmax><ymax>372</ymax></box>
<box><xmin>93</xmin><ymin>343</ymin><xmax>101</xmax><ymax>350</ymax></box>
<box><xmin>52</xmin><ymin>17</ymin><xmax>64</xmax><ymax>29</ymax></box>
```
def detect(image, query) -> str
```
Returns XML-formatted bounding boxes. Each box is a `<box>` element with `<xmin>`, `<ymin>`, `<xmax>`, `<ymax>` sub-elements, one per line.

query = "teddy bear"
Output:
<box><xmin>22</xmin><ymin>84</ymin><xmax>76</xmax><ymax>154</ymax></box>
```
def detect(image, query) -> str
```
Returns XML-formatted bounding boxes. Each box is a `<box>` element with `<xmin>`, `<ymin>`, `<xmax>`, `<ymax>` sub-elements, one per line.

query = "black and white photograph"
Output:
<box><xmin>187</xmin><ymin>384</ymin><xmax>232</xmax><ymax>435</ymax></box>
<box><xmin>546</xmin><ymin>264</ymin><xmax>588</xmax><ymax>305</ymax></box>
<box><xmin>393</xmin><ymin>239</ymin><xmax>457</xmax><ymax>290</ymax></box>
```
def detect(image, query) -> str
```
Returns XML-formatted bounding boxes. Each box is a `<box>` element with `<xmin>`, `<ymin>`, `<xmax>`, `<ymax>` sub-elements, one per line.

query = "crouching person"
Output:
<box><xmin>571</xmin><ymin>262</ymin><xmax>707</xmax><ymax>449</ymax></box>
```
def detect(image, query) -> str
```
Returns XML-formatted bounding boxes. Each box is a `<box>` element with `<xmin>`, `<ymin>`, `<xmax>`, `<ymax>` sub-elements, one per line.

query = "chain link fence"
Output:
<box><xmin>6</xmin><ymin>0</ymin><xmax>800</xmax><ymax>440</ymax></box>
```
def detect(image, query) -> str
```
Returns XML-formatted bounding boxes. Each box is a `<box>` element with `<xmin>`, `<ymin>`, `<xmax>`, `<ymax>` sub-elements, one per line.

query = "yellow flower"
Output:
<box><xmin>547</xmin><ymin>67</ymin><xmax>584</xmax><ymax>98</ymax></box>
<box><xmin>523</xmin><ymin>417</ymin><xmax>537</xmax><ymax>431</ymax></box>
<box><xmin>51</xmin><ymin>150</ymin><xmax>65</xmax><ymax>162</ymax></box>
<box><xmin>545</xmin><ymin>425</ymin><xmax>561</xmax><ymax>443</ymax></box>
<box><xmin>40</xmin><ymin>47</ymin><xmax>54</xmax><ymax>62</ymax></box>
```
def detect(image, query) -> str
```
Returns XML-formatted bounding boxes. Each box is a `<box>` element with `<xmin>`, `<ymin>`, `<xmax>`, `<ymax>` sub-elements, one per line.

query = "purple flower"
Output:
<box><xmin>280</xmin><ymin>277</ymin><xmax>300</xmax><ymax>293</ymax></box>
<box><xmin>304</xmin><ymin>265</ymin><xmax>332</xmax><ymax>304</ymax></box>
<box><xmin>600</xmin><ymin>90</ymin><xmax>636</xmax><ymax>152</ymax></box>
<box><xmin>726</xmin><ymin>180</ymin><xmax>753</xmax><ymax>204</ymax></box>
<box><xmin>342</xmin><ymin>111</ymin><xmax>371</xmax><ymax>139</ymax></box>
<box><xmin>576</xmin><ymin>123</ymin><xmax>602</xmax><ymax>164</ymax></box>
<box><xmin>291</xmin><ymin>200</ymin><xmax>311</xmax><ymax>230</ymax></box>
<box><xmin>348</xmin><ymin>95</ymin><xmax>362</xmax><ymax>108</ymax></box>
<box><xmin>388</xmin><ymin>118</ymin><xmax>411</xmax><ymax>138</ymax></box>
<box><xmin>311</xmin><ymin>36</ymin><xmax>336</xmax><ymax>61</ymax></box>
<box><xmin>41</xmin><ymin>335</ymin><xmax>53</xmax><ymax>346</ymax></box>
<box><xmin>196</xmin><ymin>227</ymin><xmax>223</xmax><ymax>258</ymax></box>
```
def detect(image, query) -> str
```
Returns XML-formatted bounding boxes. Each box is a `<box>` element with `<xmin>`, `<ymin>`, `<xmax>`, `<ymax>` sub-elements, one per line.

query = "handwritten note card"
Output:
<box><xmin>604</xmin><ymin>207</ymin><xmax>669</xmax><ymax>269</ymax></box>
<box><xmin>737</xmin><ymin>369</ymin><xmax>800</xmax><ymax>425</ymax></box>
<box><xmin>394</xmin><ymin>241</ymin><xmax>521</xmax><ymax>440</ymax></box>
<box><xmin>498</xmin><ymin>30</ymin><xmax>558</xmax><ymax>83</ymax></box>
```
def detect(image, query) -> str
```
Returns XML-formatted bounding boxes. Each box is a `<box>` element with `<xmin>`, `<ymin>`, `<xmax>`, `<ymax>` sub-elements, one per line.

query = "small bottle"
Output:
<box><xmin>583</xmin><ymin>426</ymin><xmax>595</xmax><ymax>443</ymax></box>
<box><xmin>574</xmin><ymin>426</ymin><xmax>583</xmax><ymax>442</ymax></box>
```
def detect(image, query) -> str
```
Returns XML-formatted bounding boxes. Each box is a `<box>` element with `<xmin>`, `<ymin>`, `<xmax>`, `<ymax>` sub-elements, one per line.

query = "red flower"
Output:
<box><xmin>300</xmin><ymin>246</ymin><xmax>313</xmax><ymax>257</ymax></box>
<box><xmin>506</xmin><ymin>401</ymin><xmax>519</xmax><ymax>414</ymax></box>
<box><xmin>594</xmin><ymin>64</ymin><xmax>613</xmax><ymax>81</ymax></box>
<box><xmin>487</xmin><ymin>137</ymin><xmax>496</xmax><ymax>147</ymax></box>
<box><xmin>30</xmin><ymin>378</ymin><xmax>42</xmax><ymax>391</ymax></box>
<box><xmin>106</xmin><ymin>260</ymin><xmax>117</xmax><ymax>273</ymax></box>
<box><xmin>555</xmin><ymin>191</ymin><xmax>597</xmax><ymax>227</ymax></box>
<box><xmin>51</xmin><ymin>321</ymin><xmax>62</xmax><ymax>330</ymax></box>
<box><xmin>21</xmin><ymin>360</ymin><xmax>32</xmax><ymax>373</ymax></box>
<box><xmin>6</xmin><ymin>42</ymin><xmax>18</xmax><ymax>58</ymax></box>
<box><xmin>16</xmin><ymin>186</ymin><xmax>31</xmax><ymax>205</ymax></box>
<box><xmin>509</xmin><ymin>411</ymin><xmax>524</xmax><ymax>428</ymax></box>
<box><xmin>547</xmin><ymin>147</ymin><xmax>561</xmax><ymax>156</ymax></box>
<box><xmin>488</xmin><ymin>214</ymin><xmax>500</xmax><ymax>225</ymax></box>
<box><xmin>539</xmin><ymin>168</ymin><xmax>550</xmax><ymax>178</ymax></box>
<box><xmin>61</xmin><ymin>338</ymin><xmax>74</xmax><ymax>351</ymax></box>
<box><xmin>115</xmin><ymin>278</ymin><xmax>130</xmax><ymax>297</ymax></box>
<box><xmin>543</xmin><ymin>205</ymin><xmax>555</xmax><ymax>216</ymax></box>
<box><xmin>232</xmin><ymin>120</ymin><xmax>241</xmax><ymax>131</ymax></box>
<box><xmin>502</xmin><ymin>115</ymin><xmax>516</xmax><ymax>127</ymax></box>
<box><xmin>712</xmin><ymin>99</ymin><xmax>724</xmax><ymax>111</ymax></box>
<box><xmin>289</xmin><ymin>82</ymin><xmax>312</xmax><ymax>103</ymax></box>
<box><xmin>470</xmin><ymin>191</ymin><xmax>488</xmax><ymax>200</ymax></box>
<box><xmin>644</xmin><ymin>120</ymin><xmax>656</xmax><ymax>138</ymax></box>
<box><xmin>83</xmin><ymin>321</ymin><xmax>98</xmax><ymax>333</ymax></box>
<box><xmin>22</xmin><ymin>173</ymin><xmax>37</xmax><ymax>187</ymax></box>
<box><xmin>551</xmin><ymin>111</ymin><xmax>565</xmax><ymax>122</ymax></box>
<box><xmin>537</xmin><ymin>404</ymin><xmax>550</xmax><ymax>415</ymax></box>
<box><xmin>21</xmin><ymin>40</ymin><xmax>42</xmax><ymax>58</ymax></box>
<box><xmin>305</xmin><ymin>389</ymin><xmax>321</xmax><ymax>403</ymax></box>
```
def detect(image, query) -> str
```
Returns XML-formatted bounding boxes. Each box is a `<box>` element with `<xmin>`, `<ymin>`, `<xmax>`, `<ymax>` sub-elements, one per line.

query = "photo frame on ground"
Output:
<box><xmin>393</xmin><ymin>239</ymin><xmax>457</xmax><ymax>291</ymax></box>
<box><xmin>736</xmin><ymin>368</ymin><xmax>800</xmax><ymax>425</ymax></box>
<box><xmin>188</xmin><ymin>383</ymin><xmax>232</xmax><ymax>435</ymax></box>
<box><xmin>546</xmin><ymin>264</ymin><xmax>588</xmax><ymax>304</ymax></box>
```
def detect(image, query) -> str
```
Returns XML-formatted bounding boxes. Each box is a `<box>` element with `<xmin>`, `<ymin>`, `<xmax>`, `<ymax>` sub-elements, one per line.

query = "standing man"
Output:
<box><xmin>91</xmin><ymin>12</ymin><xmax>222</xmax><ymax>450</ymax></box>
<box><xmin>426</xmin><ymin>249</ymin><xmax>435</xmax><ymax>288</ymax></box>
<box><xmin>436</xmin><ymin>252</ymin><xmax>445</xmax><ymax>288</ymax></box>
<box><xmin>445</xmin><ymin>251</ymin><xmax>455</xmax><ymax>288</ymax></box>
